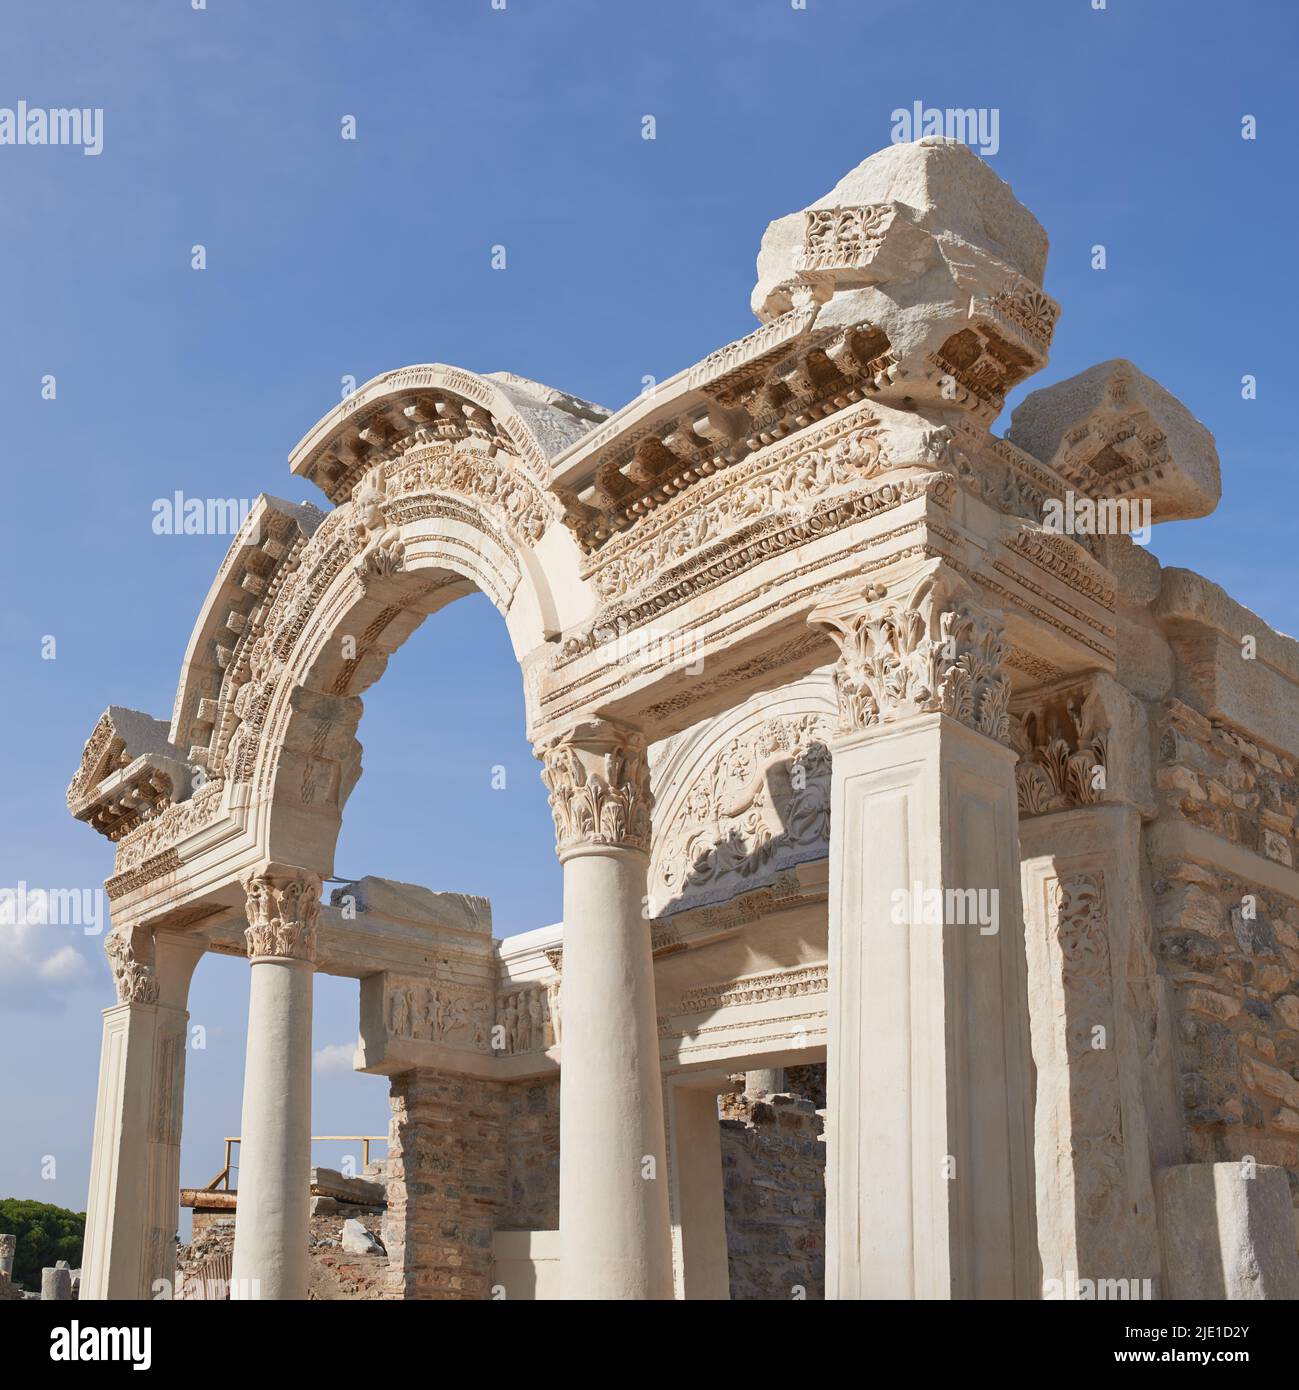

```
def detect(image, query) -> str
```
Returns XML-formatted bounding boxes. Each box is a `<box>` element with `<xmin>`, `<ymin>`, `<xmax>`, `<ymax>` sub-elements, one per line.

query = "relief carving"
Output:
<box><xmin>657</xmin><ymin>714</ymin><xmax>831</xmax><ymax>906</ymax></box>
<box><xmin>385</xmin><ymin>979</ymin><xmax>493</xmax><ymax>1050</ymax></box>
<box><xmin>495</xmin><ymin>985</ymin><xmax>553</xmax><ymax>1054</ymax></box>
<box><xmin>1013</xmin><ymin>684</ymin><xmax>1109</xmax><ymax>816</ymax></box>
<box><xmin>1050</xmin><ymin>871</ymin><xmax>1125</xmax><ymax>1226</ymax></box>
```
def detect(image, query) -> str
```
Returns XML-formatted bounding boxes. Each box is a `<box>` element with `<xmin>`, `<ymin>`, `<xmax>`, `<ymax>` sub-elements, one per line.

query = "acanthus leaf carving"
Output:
<box><xmin>242</xmin><ymin>864</ymin><xmax>321</xmax><ymax>962</ymax></box>
<box><xmin>1012</xmin><ymin>682</ymin><xmax>1109</xmax><ymax>817</ymax></box>
<box><xmin>104</xmin><ymin>925</ymin><xmax>160</xmax><ymax>1005</ymax></box>
<box><xmin>810</xmin><ymin>566</ymin><xmax>1012</xmax><ymax>743</ymax></box>
<box><xmin>536</xmin><ymin>722</ymin><xmax>653</xmax><ymax>855</ymax></box>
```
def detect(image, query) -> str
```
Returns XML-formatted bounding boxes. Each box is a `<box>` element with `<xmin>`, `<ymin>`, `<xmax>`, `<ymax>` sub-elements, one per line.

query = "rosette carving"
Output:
<box><xmin>242</xmin><ymin>863</ymin><xmax>322</xmax><ymax>962</ymax></box>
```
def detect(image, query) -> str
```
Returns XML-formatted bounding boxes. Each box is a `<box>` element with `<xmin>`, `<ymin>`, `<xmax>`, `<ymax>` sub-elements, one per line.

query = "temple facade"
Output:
<box><xmin>67</xmin><ymin>137</ymin><xmax>1299</xmax><ymax>1300</ymax></box>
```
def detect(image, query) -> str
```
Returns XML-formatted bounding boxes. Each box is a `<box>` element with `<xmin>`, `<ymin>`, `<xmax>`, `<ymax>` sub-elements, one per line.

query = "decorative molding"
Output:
<box><xmin>105</xmin><ymin>849</ymin><xmax>183</xmax><ymax>901</ymax></box>
<box><xmin>383</xmin><ymin>441</ymin><xmax>552</xmax><ymax>546</ymax></box>
<box><xmin>536</xmin><ymin>722</ymin><xmax>653</xmax><ymax>855</ymax></box>
<box><xmin>242</xmin><ymin>864</ymin><xmax>321</xmax><ymax>962</ymax></box>
<box><xmin>1049</xmin><ymin>870</ymin><xmax>1125</xmax><ymax>1225</ymax></box>
<box><xmin>113</xmin><ymin>779</ymin><xmax>226</xmax><ymax>875</ymax></box>
<box><xmin>674</xmin><ymin>963</ymin><xmax>829</xmax><ymax>1017</ymax></box>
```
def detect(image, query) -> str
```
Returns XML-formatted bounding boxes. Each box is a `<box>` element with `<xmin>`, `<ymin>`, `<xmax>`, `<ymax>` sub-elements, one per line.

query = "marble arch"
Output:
<box><xmin>70</xmin><ymin>138</ymin><xmax>1299</xmax><ymax>1301</ymax></box>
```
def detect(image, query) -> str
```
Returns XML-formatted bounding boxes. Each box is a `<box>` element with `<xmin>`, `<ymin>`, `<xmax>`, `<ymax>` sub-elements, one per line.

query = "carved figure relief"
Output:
<box><xmin>385</xmin><ymin>980</ymin><xmax>492</xmax><ymax>1050</ymax></box>
<box><xmin>657</xmin><ymin>714</ymin><xmax>831</xmax><ymax>904</ymax></box>
<box><xmin>495</xmin><ymin>985</ymin><xmax>553</xmax><ymax>1054</ymax></box>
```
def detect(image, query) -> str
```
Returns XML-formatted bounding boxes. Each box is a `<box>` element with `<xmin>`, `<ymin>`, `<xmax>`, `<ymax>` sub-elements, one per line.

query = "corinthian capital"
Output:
<box><xmin>242</xmin><ymin>863</ymin><xmax>321</xmax><ymax>962</ymax></box>
<box><xmin>534</xmin><ymin>720</ymin><xmax>653</xmax><ymax>857</ymax></box>
<box><xmin>809</xmin><ymin>561</ymin><xmax>1012</xmax><ymax>744</ymax></box>
<box><xmin>104</xmin><ymin>925</ymin><xmax>160</xmax><ymax>1005</ymax></box>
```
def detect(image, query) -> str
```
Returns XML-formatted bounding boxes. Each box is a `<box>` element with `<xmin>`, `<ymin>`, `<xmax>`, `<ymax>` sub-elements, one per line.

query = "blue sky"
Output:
<box><xmin>1</xmin><ymin>0</ymin><xmax>1294</xmax><ymax>1219</ymax></box>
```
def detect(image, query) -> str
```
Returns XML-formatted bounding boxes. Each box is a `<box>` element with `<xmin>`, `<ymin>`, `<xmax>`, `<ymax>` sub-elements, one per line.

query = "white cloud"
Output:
<box><xmin>0</xmin><ymin>892</ymin><xmax>93</xmax><ymax>1009</ymax></box>
<box><xmin>313</xmin><ymin>1041</ymin><xmax>358</xmax><ymax>1075</ymax></box>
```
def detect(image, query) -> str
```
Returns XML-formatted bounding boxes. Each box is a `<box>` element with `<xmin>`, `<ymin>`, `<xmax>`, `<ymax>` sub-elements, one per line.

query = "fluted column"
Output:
<box><xmin>810</xmin><ymin>559</ymin><xmax>1038</xmax><ymax>1299</ymax></box>
<box><xmin>537</xmin><ymin>720</ymin><xmax>673</xmax><ymax>1299</ymax></box>
<box><xmin>230</xmin><ymin>863</ymin><xmax>320</xmax><ymax>1301</ymax></box>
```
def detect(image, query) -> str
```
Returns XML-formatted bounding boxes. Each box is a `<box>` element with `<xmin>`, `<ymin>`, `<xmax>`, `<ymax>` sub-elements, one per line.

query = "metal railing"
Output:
<box><xmin>203</xmin><ymin>1134</ymin><xmax>388</xmax><ymax>1192</ymax></box>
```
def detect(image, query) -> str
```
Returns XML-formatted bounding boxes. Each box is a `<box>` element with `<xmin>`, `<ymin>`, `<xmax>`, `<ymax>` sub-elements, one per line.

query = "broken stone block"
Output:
<box><xmin>750</xmin><ymin>138</ymin><xmax>1057</xmax><ymax>422</ymax></box>
<box><xmin>340</xmin><ymin>1219</ymin><xmax>384</xmax><ymax>1256</ymax></box>
<box><xmin>1008</xmin><ymin>359</ymin><xmax>1221</xmax><ymax>524</ymax></box>
<box><xmin>1155</xmin><ymin>1162</ymin><xmax>1299</xmax><ymax>1299</ymax></box>
<box><xmin>41</xmin><ymin>1266</ymin><xmax>72</xmax><ymax>1301</ymax></box>
<box><xmin>310</xmin><ymin>1166</ymin><xmax>386</xmax><ymax>1206</ymax></box>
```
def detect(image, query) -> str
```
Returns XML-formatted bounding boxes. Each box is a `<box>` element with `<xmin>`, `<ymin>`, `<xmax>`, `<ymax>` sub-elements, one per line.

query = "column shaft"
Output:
<box><xmin>229</xmin><ymin>863</ymin><xmax>320</xmax><ymax>1301</ymax></box>
<box><xmin>537</xmin><ymin>720</ymin><xmax>673</xmax><ymax>1300</ymax></box>
<box><xmin>230</xmin><ymin>958</ymin><xmax>314</xmax><ymax>1299</ymax></box>
<box><xmin>558</xmin><ymin>846</ymin><xmax>673</xmax><ymax>1297</ymax></box>
<box><xmin>81</xmin><ymin>928</ymin><xmax>200</xmax><ymax>1300</ymax></box>
<box><xmin>812</xmin><ymin>564</ymin><xmax>1037</xmax><ymax>1299</ymax></box>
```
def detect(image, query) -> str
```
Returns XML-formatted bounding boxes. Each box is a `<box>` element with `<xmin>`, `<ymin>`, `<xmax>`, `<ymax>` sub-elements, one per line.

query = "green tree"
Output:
<box><xmin>0</xmin><ymin>1198</ymin><xmax>85</xmax><ymax>1290</ymax></box>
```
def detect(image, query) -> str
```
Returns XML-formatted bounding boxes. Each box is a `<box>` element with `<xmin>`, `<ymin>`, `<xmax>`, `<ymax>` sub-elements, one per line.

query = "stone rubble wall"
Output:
<box><xmin>1150</xmin><ymin>698</ymin><xmax>1299</xmax><ymax>1194</ymax></box>
<box><xmin>378</xmin><ymin>1067</ymin><xmax>827</xmax><ymax>1297</ymax></box>
<box><xmin>719</xmin><ymin>1072</ymin><xmax>826</xmax><ymax>1300</ymax></box>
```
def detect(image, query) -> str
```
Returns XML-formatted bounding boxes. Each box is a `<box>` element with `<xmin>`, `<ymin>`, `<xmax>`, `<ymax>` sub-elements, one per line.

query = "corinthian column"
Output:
<box><xmin>230</xmin><ymin>863</ymin><xmax>320</xmax><ymax>1301</ymax></box>
<box><xmin>810</xmin><ymin>559</ymin><xmax>1037</xmax><ymax>1299</ymax></box>
<box><xmin>536</xmin><ymin>720</ymin><xmax>673</xmax><ymax>1299</ymax></box>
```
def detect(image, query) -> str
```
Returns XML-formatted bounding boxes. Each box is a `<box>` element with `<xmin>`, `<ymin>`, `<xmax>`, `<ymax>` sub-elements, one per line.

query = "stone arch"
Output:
<box><xmin>233</xmin><ymin>471</ymin><xmax>579</xmax><ymax>875</ymax></box>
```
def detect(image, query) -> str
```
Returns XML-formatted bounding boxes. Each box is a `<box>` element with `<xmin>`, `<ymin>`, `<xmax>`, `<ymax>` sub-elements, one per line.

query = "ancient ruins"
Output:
<box><xmin>68</xmin><ymin>137</ymin><xmax>1299</xmax><ymax>1299</ymax></box>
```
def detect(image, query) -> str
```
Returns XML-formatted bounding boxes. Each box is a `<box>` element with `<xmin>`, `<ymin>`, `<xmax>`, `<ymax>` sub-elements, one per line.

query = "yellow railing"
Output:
<box><xmin>204</xmin><ymin>1134</ymin><xmax>388</xmax><ymax>1191</ymax></box>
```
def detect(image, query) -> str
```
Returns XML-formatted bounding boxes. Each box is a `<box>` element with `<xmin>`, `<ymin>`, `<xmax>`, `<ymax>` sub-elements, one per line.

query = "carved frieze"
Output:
<box><xmin>112</xmin><ymin>779</ymin><xmax>226</xmax><ymax>876</ymax></box>
<box><xmin>383</xmin><ymin>442</ymin><xmax>552</xmax><ymax>546</ymax></box>
<box><xmin>674</xmin><ymin>963</ymin><xmax>829</xmax><ymax>1017</ymax></box>
<box><xmin>385</xmin><ymin>978</ymin><xmax>493</xmax><ymax>1050</ymax></box>
<box><xmin>494</xmin><ymin>984</ymin><xmax>553</xmax><ymax>1054</ymax></box>
<box><xmin>580</xmin><ymin>411</ymin><xmax>885</xmax><ymax>604</ymax></box>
